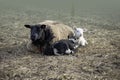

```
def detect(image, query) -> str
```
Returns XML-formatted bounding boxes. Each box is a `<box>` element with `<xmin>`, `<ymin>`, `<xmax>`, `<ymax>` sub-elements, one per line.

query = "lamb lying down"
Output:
<box><xmin>44</xmin><ymin>37</ymin><xmax>78</xmax><ymax>55</ymax></box>
<box><xmin>74</xmin><ymin>28</ymin><xmax>88</xmax><ymax>46</ymax></box>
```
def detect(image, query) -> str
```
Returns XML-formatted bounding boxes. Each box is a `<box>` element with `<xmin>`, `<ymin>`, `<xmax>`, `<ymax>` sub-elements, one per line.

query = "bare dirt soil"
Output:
<box><xmin>0</xmin><ymin>9</ymin><xmax>120</xmax><ymax>80</ymax></box>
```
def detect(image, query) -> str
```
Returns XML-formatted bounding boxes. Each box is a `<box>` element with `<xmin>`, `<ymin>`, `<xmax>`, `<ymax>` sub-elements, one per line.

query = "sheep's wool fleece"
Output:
<box><xmin>39</xmin><ymin>20</ymin><xmax>74</xmax><ymax>42</ymax></box>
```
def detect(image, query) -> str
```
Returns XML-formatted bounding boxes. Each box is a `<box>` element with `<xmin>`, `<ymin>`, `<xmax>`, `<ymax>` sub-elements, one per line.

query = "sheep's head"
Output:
<box><xmin>74</xmin><ymin>28</ymin><xmax>87</xmax><ymax>38</ymax></box>
<box><xmin>24</xmin><ymin>24</ymin><xmax>46</xmax><ymax>42</ymax></box>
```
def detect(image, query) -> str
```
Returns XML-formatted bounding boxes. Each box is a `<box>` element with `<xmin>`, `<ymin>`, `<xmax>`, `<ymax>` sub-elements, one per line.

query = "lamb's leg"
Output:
<box><xmin>53</xmin><ymin>48</ymin><xmax>61</xmax><ymax>56</ymax></box>
<box><xmin>85</xmin><ymin>40</ymin><xmax>88</xmax><ymax>45</ymax></box>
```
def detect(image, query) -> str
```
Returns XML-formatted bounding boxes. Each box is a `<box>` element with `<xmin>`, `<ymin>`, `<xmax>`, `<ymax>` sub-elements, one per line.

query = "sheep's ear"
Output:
<box><xmin>24</xmin><ymin>24</ymin><xmax>31</xmax><ymax>28</ymax></box>
<box><xmin>74</xmin><ymin>28</ymin><xmax>76</xmax><ymax>30</ymax></box>
<box><xmin>83</xmin><ymin>28</ymin><xmax>88</xmax><ymax>32</ymax></box>
<box><xmin>41</xmin><ymin>24</ymin><xmax>46</xmax><ymax>29</ymax></box>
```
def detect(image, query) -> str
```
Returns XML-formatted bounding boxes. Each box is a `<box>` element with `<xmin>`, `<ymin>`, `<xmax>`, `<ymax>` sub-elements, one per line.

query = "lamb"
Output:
<box><xmin>24</xmin><ymin>20</ymin><xmax>74</xmax><ymax>53</ymax></box>
<box><xmin>43</xmin><ymin>36</ymin><xmax>79</xmax><ymax>55</ymax></box>
<box><xmin>74</xmin><ymin>28</ymin><xmax>88</xmax><ymax>46</ymax></box>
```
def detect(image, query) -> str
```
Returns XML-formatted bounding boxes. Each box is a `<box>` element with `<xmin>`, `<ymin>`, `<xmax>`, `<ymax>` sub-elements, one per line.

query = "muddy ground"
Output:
<box><xmin>0</xmin><ymin>9</ymin><xmax>120</xmax><ymax>80</ymax></box>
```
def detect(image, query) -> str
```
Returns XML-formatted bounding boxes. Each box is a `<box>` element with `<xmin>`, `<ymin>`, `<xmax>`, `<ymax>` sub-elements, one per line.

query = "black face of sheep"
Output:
<box><xmin>25</xmin><ymin>24</ymin><xmax>54</xmax><ymax>48</ymax></box>
<box><xmin>25</xmin><ymin>24</ymin><xmax>46</xmax><ymax>42</ymax></box>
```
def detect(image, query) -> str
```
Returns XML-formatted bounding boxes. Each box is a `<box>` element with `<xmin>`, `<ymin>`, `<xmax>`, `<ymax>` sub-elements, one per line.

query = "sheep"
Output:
<box><xmin>74</xmin><ymin>28</ymin><xmax>88</xmax><ymax>46</ymax></box>
<box><xmin>43</xmin><ymin>36</ymin><xmax>79</xmax><ymax>55</ymax></box>
<box><xmin>24</xmin><ymin>20</ymin><xmax>74</xmax><ymax>53</ymax></box>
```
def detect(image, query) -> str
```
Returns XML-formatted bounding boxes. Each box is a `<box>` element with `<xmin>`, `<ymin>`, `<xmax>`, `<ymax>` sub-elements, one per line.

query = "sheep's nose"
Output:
<box><xmin>31</xmin><ymin>35</ymin><xmax>36</xmax><ymax>41</ymax></box>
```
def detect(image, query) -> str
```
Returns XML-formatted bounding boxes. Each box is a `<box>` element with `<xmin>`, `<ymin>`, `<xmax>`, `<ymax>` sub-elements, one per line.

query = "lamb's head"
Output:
<box><xmin>74</xmin><ymin>28</ymin><xmax>84</xmax><ymax>38</ymax></box>
<box><xmin>24</xmin><ymin>24</ymin><xmax>46</xmax><ymax>42</ymax></box>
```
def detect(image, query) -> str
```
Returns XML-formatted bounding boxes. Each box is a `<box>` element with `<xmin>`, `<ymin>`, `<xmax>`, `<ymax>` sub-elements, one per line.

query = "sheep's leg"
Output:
<box><xmin>85</xmin><ymin>40</ymin><xmax>88</xmax><ymax>45</ymax></box>
<box><xmin>53</xmin><ymin>48</ymin><xmax>61</xmax><ymax>56</ymax></box>
<box><xmin>74</xmin><ymin>45</ymin><xmax>79</xmax><ymax>49</ymax></box>
<box><xmin>26</xmin><ymin>41</ymin><xmax>40</xmax><ymax>53</ymax></box>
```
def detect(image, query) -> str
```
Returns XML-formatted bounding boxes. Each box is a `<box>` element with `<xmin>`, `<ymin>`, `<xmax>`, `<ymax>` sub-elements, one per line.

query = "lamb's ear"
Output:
<box><xmin>74</xmin><ymin>27</ymin><xmax>76</xmax><ymax>30</ymax></box>
<box><xmin>24</xmin><ymin>24</ymin><xmax>31</xmax><ymax>28</ymax></box>
<box><xmin>41</xmin><ymin>24</ymin><xmax>46</xmax><ymax>29</ymax></box>
<box><xmin>83</xmin><ymin>28</ymin><xmax>88</xmax><ymax>32</ymax></box>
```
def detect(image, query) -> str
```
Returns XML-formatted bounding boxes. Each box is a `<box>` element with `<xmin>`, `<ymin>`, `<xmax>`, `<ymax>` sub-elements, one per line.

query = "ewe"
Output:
<box><xmin>25</xmin><ymin>20</ymin><xmax>74</xmax><ymax>53</ymax></box>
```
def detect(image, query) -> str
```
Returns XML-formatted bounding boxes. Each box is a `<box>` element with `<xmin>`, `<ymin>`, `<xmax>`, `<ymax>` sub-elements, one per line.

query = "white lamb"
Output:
<box><xmin>74</xmin><ymin>28</ymin><xmax>88</xmax><ymax>46</ymax></box>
